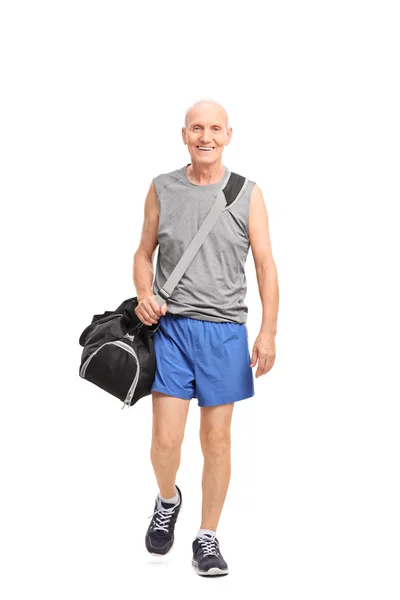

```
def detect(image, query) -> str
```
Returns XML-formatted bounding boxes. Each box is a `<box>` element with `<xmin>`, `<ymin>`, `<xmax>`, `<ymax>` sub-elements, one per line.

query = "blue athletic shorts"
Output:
<box><xmin>150</xmin><ymin>313</ymin><xmax>254</xmax><ymax>407</ymax></box>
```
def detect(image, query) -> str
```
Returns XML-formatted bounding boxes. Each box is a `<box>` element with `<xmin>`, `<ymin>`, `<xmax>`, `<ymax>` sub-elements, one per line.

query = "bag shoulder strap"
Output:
<box><xmin>154</xmin><ymin>172</ymin><xmax>248</xmax><ymax>307</ymax></box>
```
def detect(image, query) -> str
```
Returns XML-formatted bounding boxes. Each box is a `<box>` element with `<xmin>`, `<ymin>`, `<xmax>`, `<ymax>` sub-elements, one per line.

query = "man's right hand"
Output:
<box><xmin>135</xmin><ymin>294</ymin><xmax>168</xmax><ymax>326</ymax></box>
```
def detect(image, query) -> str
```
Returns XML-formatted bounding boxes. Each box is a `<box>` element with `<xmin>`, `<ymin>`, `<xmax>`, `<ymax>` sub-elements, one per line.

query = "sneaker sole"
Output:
<box><xmin>145</xmin><ymin>539</ymin><xmax>174</xmax><ymax>556</ymax></box>
<box><xmin>192</xmin><ymin>559</ymin><xmax>229</xmax><ymax>576</ymax></box>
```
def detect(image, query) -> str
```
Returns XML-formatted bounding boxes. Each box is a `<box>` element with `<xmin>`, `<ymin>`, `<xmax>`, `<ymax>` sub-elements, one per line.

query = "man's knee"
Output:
<box><xmin>151</xmin><ymin>430</ymin><xmax>183</xmax><ymax>455</ymax></box>
<box><xmin>200</xmin><ymin>428</ymin><xmax>231</xmax><ymax>456</ymax></box>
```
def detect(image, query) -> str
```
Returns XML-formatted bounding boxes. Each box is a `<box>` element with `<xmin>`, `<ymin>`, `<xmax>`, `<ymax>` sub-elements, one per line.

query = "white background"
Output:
<box><xmin>1</xmin><ymin>1</ymin><xmax>399</xmax><ymax>598</ymax></box>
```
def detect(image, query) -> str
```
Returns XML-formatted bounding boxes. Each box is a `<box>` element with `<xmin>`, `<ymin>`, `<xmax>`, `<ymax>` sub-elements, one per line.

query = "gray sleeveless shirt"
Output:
<box><xmin>152</xmin><ymin>164</ymin><xmax>256</xmax><ymax>324</ymax></box>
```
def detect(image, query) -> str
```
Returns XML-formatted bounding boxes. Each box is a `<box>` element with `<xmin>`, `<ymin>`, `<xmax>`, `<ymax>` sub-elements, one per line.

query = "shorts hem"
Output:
<box><xmin>151</xmin><ymin>386</ymin><xmax>192</xmax><ymax>401</ymax></box>
<box><xmin>197</xmin><ymin>391</ymin><xmax>255</xmax><ymax>408</ymax></box>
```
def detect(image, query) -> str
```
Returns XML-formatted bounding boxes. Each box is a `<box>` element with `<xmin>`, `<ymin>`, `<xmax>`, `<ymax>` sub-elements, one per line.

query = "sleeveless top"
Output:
<box><xmin>151</xmin><ymin>164</ymin><xmax>256</xmax><ymax>324</ymax></box>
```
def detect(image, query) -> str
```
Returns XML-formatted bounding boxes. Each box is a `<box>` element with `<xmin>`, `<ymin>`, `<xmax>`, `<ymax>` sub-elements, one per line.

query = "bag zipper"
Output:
<box><xmin>79</xmin><ymin>338</ymin><xmax>140</xmax><ymax>409</ymax></box>
<box><xmin>111</xmin><ymin>340</ymin><xmax>141</xmax><ymax>409</ymax></box>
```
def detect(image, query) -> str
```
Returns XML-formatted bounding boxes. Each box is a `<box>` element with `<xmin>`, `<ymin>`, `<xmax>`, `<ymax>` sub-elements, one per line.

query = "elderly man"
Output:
<box><xmin>133</xmin><ymin>99</ymin><xmax>279</xmax><ymax>577</ymax></box>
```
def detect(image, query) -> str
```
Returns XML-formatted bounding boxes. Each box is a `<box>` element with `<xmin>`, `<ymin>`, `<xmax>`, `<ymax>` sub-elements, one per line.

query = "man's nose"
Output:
<box><xmin>200</xmin><ymin>129</ymin><xmax>212</xmax><ymax>142</ymax></box>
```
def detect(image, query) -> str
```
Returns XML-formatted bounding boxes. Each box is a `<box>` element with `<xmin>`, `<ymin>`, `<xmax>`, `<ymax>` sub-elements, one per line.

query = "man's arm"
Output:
<box><xmin>132</xmin><ymin>181</ymin><xmax>159</xmax><ymax>302</ymax></box>
<box><xmin>248</xmin><ymin>184</ymin><xmax>279</xmax><ymax>335</ymax></box>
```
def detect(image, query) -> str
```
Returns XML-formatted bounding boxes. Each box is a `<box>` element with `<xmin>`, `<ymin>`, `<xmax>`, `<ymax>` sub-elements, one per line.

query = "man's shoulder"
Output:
<box><xmin>237</xmin><ymin>174</ymin><xmax>257</xmax><ymax>200</ymax></box>
<box><xmin>153</xmin><ymin>166</ymin><xmax>184</xmax><ymax>185</ymax></box>
<box><xmin>228</xmin><ymin>170</ymin><xmax>257</xmax><ymax>190</ymax></box>
<box><xmin>152</xmin><ymin>166</ymin><xmax>184</xmax><ymax>198</ymax></box>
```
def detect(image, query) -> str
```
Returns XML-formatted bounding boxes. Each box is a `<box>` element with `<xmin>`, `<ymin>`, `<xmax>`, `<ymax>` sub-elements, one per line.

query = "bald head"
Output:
<box><xmin>184</xmin><ymin>99</ymin><xmax>230</xmax><ymax>130</ymax></box>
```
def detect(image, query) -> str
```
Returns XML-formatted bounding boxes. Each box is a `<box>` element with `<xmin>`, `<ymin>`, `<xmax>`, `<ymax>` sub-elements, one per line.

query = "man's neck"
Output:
<box><xmin>186</xmin><ymin>161</ymin><xmax>225</xmax><ymax>185</ymax></box>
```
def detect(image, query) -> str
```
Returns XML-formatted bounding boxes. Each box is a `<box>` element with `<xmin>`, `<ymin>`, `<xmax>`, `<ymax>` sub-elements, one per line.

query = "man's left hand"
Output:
<box><xmin>250</xmin><ymin>332</ymin><xmax>276</xmax><ymax>378</ymax></box>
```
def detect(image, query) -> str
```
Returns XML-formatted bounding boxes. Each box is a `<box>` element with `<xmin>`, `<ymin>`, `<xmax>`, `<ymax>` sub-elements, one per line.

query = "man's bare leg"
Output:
<box><xmin>150</xmin><ymin>391</ymin><xmax>190</xmax><ymax>498</ymax></box>
<box><xmin>199</xmin><ymin>403</ymin><xmax>234</xmax><ymax>531</ymax></box>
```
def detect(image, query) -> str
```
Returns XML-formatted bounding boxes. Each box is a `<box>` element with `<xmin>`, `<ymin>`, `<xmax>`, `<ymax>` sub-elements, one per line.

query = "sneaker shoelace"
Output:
<box><xmin>197</xmin><ymin>534</ymin><xmax>220</xmax><ymax>557</ymax></box>
<box><xmin>147</xmin><ymin>498</ymin><xmax>178</xmax><ymax>533</ymax></box>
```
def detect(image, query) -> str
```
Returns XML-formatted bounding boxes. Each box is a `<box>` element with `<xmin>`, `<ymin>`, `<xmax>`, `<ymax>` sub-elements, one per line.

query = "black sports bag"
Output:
<box><xmin>78</xmin><ymin>172</ymin><xmax>249</xmax><ymax>409</ymax></box>
<box><xmin>78</xmin><ymin>297</ymin><xmax>159</xmax><ymax>409</ymax></box>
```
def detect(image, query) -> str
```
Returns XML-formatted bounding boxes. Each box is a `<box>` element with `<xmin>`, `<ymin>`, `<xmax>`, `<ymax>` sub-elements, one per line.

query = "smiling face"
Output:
<box><xmin>182</xmin><ymin>102</ymin><xmax>232</xmax><ymax>165</ymax></box>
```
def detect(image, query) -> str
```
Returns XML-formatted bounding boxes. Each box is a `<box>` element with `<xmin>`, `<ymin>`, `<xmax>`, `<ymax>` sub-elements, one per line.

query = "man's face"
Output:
<box><xmin>182</xmin><ymin>104</ymin><xmax>232</xmax><ymax>165</ymax></box>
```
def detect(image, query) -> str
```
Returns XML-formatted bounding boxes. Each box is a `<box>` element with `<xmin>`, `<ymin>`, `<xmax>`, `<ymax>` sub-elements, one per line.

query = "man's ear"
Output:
<box><xmin>225</xmin><ymin>127</ymin><xmax>233</xmax><ymax>145</ymax></box>
<box><xmin>182</xmin><ymin>127</ymin><xmax>187</xmax><ymax>145</ymax></box>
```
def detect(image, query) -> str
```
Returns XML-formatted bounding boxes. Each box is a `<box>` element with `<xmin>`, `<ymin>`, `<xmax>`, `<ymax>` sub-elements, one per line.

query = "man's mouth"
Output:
<box><xmin>196</xmin><ymin>146</ymin><xmax>215</xmax><ymax>152</ymax></box>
